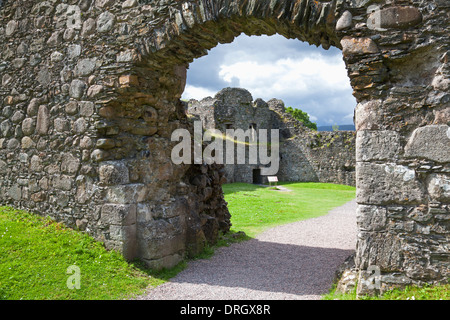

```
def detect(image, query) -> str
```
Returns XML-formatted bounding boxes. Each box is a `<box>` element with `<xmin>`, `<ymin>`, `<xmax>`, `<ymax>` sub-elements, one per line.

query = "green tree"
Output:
<box><xmin>285</xmin><ymin>107</ymin><xmax>318</xmax><ymax>131</ymax></box>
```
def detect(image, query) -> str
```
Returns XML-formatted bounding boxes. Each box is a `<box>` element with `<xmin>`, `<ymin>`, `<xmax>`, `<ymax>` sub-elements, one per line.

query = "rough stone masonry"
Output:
<box><xmin>0</xmin><ymin>0</ymin><xmax>448</xmax><ymax>296</ymax></box>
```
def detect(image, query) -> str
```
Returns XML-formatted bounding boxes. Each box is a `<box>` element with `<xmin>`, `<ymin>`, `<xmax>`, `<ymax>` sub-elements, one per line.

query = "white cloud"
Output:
<box><xmin>218</xmin><ymin>55</ymin><xmax>350</xmax><ymax>100</ymax></box>
<box><xmin>182</xmin><ymin>85</ymin><xmax>217</xmax><ymax>101</ymax></box>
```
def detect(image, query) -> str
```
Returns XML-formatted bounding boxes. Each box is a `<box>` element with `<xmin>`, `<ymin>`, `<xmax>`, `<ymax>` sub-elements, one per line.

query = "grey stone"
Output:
<box><xmin>30</xmin><ymin>155</ymin><xmax>43</xmax><ymax>172</ymax></box>
<box><xmin>52</xmin><ymin>175</ymin><xmax>72</xmax><ymax>191</ymax></box>
<box><xmin>65</xmin><ymin>101</ymin><xmax>78</xmax><ymax>115</ymax></box>
<box><xmin>404</xmin><ymin>125</ymin><xmax>450</xmax><ymax>163</ymax></box>
<box><xmin>367</xmin><ymin>6</ymin><xmax>422</xmax><ymax>30</ymax></box>
<box><xmin>61</xmin><ymin>153</ymin><xmax>80</xmax><ymax>174</ymax></box>
<box><xmin>79</xmin><ymin>101</ymin><xmax>95</xmax><ymax>117</ymax></box>
<box><xmin>87</xmin><ymin>85</ymin><xmax>103</xmax><ymax>98</ymax></box>
<box><xmin>54</xmin><ymin>118</ymin><xmax>70</xmax><ymax>132</ymax></box>
<box><xmin>106</xmin><ymin>184</ymin><xmax>147</xmax><ymax>204</ymax></box>
<box><xmin>427</xmin><ymin>174</ymin><xmax>450</xmax><ymax>202</ymax></box>
<box><xmin>69</xmin><ymin>79</ymin><xmax>87</xmax><ymax>100</ymax></box>
<box><xmin>66</xmin><ymin>5</ymin><xmax>81</xmax><ymax>30</ymax></box>
<box><xmin>8</xmin><ymin>184</ymin><xmax>22</xmax><ymax>201</ymax></box>
<box><xmin>99</xmin><ymin>161</ymin><xmax>130</xmax><ymax>185</ymax></box>
<box><xmin>81</xmin><ymin>18</ymin><xmax>96</xmax><ymax>37</ymax></box>
<box><xmin>50</xmin><ymin>51</ymin><xmax>64</xmax><ymax>62</ymax></box>
<box><xmin>72</xmin><ymin>118</ymin><xmax>87</xmax><ymax>134</ymax></box>
<box><xmin>36</xmin><ymin>105</ymin><xmax>50</xmax><ymax>135</ymax></box>
<box><xmin>336</xmin><ymin>11</ymin><xmax>352</xmax><ymax>31</ymax></box>
<box><xmin>67</xmin><ymin>44</ymin><xmax>81</xmax><ymax>59</ymax></box>
<box><xmin>356</xmin><ymin>130</ymin><xmax>401</xmax><ymax>162</ymax></box>
<box><xmin>74</xmin><ymin>58</ymin><xmax>96</xmax><ymax>77</ymax></box>
<box><xmin>37</xmin><ymin>68</ymin><xmax>51</xmax><ymax>86</ymax></box>
<box><xmin>96</xmin><ymin>11</ymin><xmax>115</xmax><ymax>33</ymax></box>
<box><xmin>101</xmin><ymin>204</ymin><xmax>136</xmax><ymax>226</ymax></box>
<box><xmin>80</xmin><ymin>136</ymin><xmax>93</xmax><ymax>149</ymax></box>
<box><xmin>95</xmin><ymin>0</ymin><xmax>114</xmax><ymax>8</ymax></box>
<box><xmin>356</xmin><ymin>205</ymin><xmax>387</xmax><ymax>231</ymax></box>
<box><xmin>27</xmin><ymin>98</ymin><xmax>40</xmax><ymax>116</ymax></box>
<box><xmin>11</xmin><ymin>111</ymin><xmax>25</xmax><ymax>124</ymax></box>
<box><xmin>356</xmin><ymin>162</ymin><xmax>425</xmax><ymax>205</ymax></box>
<box><xmin>5</xmin><ymin>20</ymin><xmax>18</xmax><ymax>37</ymax></box>
<box><xmin>46</xmin><ymin>31</ymin><xmax>62</xmax><ymax>46</ymax></box>
<box><xmin>122</xmin><ymin>0</ymin><xmax>138</xmax><ymax>9</ymax></box>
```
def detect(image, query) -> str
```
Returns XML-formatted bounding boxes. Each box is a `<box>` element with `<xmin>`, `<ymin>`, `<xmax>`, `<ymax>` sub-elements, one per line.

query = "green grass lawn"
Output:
<box><xmin>0</xmin><ymin>206</ymin><xmax>171</xmax><ymax>300</ymax></box>
<box><xmin>223</xmin><ymin>182</ymin><xmax>356</xmax><ymax>237</ymax></box>
<box><xmin>323</xmin><ymin>282</ymin><xmax>450</xmax><ymax>300</ymax></box>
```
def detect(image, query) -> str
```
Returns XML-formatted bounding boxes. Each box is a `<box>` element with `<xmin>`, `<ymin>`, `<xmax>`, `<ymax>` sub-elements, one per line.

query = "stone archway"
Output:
<box><xmin>0</xmin><ymin>0</ymin><xmax>448</xmax><ymax>295</ymax></box>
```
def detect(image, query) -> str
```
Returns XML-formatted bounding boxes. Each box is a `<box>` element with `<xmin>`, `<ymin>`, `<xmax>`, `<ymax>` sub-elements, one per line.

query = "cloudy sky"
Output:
<box><xmin>181</xmin><ymin>33</ymin><xmax>357</xmax><ymax>127</ymax></box>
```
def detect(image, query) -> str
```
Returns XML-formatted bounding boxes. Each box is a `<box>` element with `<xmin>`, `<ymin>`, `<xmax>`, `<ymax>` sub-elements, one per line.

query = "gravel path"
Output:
<box><xmin>137</xmin><ymin>199</ymin><xmax>357</xmax><ymax>300</ymax></box>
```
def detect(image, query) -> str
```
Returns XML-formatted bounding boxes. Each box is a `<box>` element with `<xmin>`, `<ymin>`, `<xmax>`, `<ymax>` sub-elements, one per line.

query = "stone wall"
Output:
<box><xmin>1</xmin><ymin>0</ymin><xmax>449</xmax><ymax>295</ymax></box>
<box><xmin>186</xmin><ymin>87</ymin><xmax>356</xmax><ymax>186</ymax></box>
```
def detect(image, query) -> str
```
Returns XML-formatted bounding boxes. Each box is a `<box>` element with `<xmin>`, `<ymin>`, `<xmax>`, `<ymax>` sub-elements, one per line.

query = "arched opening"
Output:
<box><xmin>126</xmin><ymin>1</ymin><xmax>360</xmax><ymax>270</ymax></box>
<box><xmin>180</xmin><ymin>33</ymin><xmax>357</xmax><ymax>186</ymax></box>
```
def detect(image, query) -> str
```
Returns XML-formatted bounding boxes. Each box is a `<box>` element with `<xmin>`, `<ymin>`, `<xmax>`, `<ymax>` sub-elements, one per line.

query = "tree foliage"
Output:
<box><xmin>285</xmin><ymin>107</ymin><xmax>318</xmax><ymax>130</ymax></box>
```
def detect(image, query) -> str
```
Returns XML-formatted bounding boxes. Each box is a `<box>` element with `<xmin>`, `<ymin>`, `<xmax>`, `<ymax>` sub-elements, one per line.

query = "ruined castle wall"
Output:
<box><xmin>187</xmin><ymin>88</ymin><xmax>356</xmax><ymax>186</ymax></box>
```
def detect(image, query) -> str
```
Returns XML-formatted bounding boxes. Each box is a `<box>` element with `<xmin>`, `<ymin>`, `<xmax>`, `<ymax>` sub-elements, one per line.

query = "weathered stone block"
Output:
<box><xmin>356</xmin><ymin>205</ymin><xmax>387</xmax><ymax>231</ymax></box>
<box><xmin>61</xmin><ymin>153</ymin><xmax>80</xmax><ymax>175</ymax></box>
<box><xmin>341</xmin><ymin>37</ymin><xmax>379</xmax><ymax>56</ymax></box>
<box><xmin>427</xmin><ymin>174</ymin><xmax>450</xmax><ymax>202</ymax></box>
<box><xmin>99</xmin><ymin>161</ymin><xmax>130</xmax><ymax>185</ymax></box>
<box><xmin>367</xmin><ymin>6</ymin><xmax>422</xmax><ymax>30</ymax></box>
<box><xmin>8</xmin><ymin>184</ymin><xmax>22</xmax><ymax>201</ymax></box>
<box><xmin>96</xmin><ymin>11</ymin><xmax>115</xmax><ymax>33</ymax></box>
<box><xmin>356</xmin><ymin>162</ymin><xmax>425</xmax><ymax>205</ymax></box>
<box><xmin>356</xmin><ymin>130</ymin><xmax>401</xmax><ymax>162</ymax></box>
<box><xmin>30</xmin><ymin>155</ymin><xmax>43</xmax><ymax>172</ymax></box>
<box><xmin>52</xmin><ymin>175</ymin><xmax>72</xmax><ymax>191</ymax></box>
<box><xmin>355</xmin><ymin>231</ymin><xmax>403</xmax><ymax>271</ymax></box>
<box><xmin>101</xmin><ymin>203</ymin><xmax>137</xmax><ymax>226</ymax></box>
<box><xmin>54</xmin><ymin>118</ymin><xmax>70</xmax><ymax>133</ymax></box>
<box><xmin>404</xmin><ymin>125</ymin><xmax>450</xmax><ymax>163</ymax></box>
<box><xmin>106</xmin><ymin>183</ymin><xmax>147</xmax><ymax>204</ymax></box>
<box><xmin>354</xmin><ymin>100</ymin><xmax>383</xmax><ymax>131</ymax></box>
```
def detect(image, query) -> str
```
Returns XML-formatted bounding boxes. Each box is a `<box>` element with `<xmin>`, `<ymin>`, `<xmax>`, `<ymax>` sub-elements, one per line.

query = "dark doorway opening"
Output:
<box><xmin>253</xmin><ymin>169</ymin><xmax>262</xmax><ymax>184</ymax></box>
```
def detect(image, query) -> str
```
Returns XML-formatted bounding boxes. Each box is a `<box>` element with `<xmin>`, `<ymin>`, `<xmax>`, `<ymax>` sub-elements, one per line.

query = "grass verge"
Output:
<box><xmin>323</xmin><ymin>282</ymin><xmax>450</xmax><ymax>300</ymax></box>
<box><xmin>0</xmin><ymin>206</ymin><xmax>166</xmax><ymax>300</ymax></box>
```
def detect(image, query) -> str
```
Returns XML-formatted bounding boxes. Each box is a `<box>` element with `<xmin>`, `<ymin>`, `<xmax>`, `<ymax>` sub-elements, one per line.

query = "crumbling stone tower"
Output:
<box><xmin>1</xmin><ymin>0</ymin><xmax>448</xmax><ymax>295</ymax></box>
